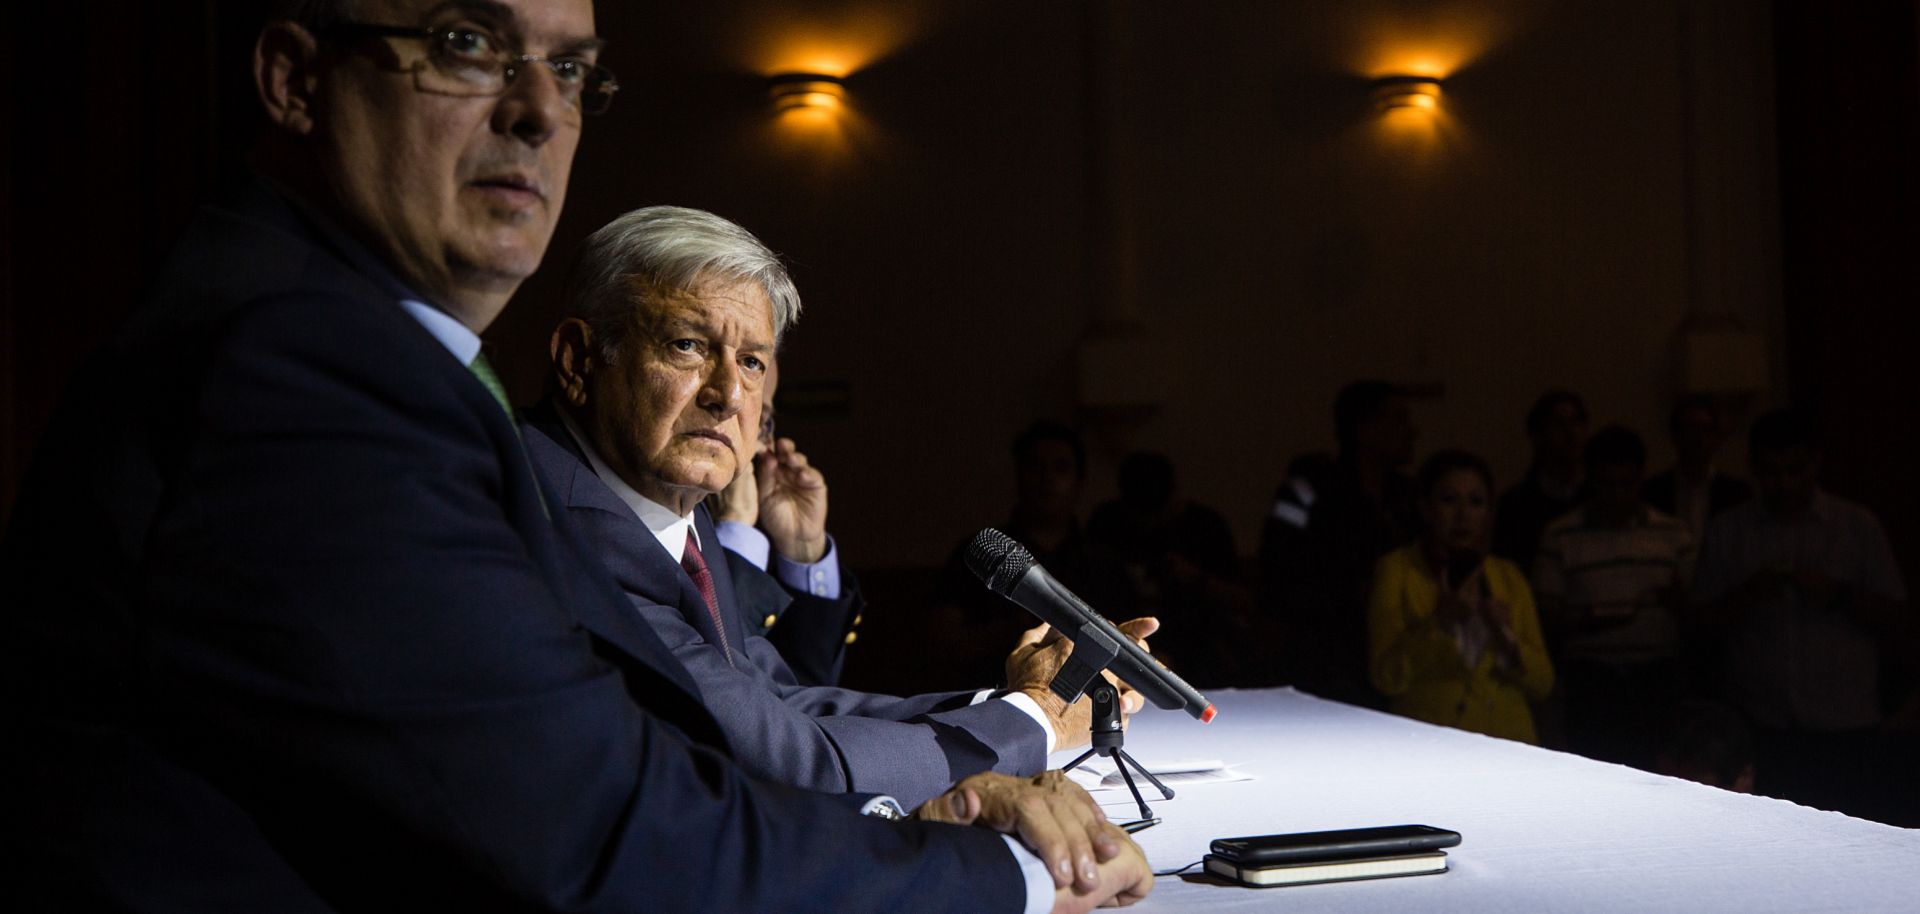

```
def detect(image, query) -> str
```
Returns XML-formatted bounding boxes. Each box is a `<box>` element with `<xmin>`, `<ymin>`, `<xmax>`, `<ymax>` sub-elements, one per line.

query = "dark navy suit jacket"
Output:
<box><xmin>524</xmin><ymin>415</ymin><xmax>1048</xmax><ymax>809</ymax></box>
<box><xmin>0</xmin><ymin>182</ymin><xmax>1022</xmax><ymax>912</ymax></box>
<box><xmin>748</xmin><ymin>542</ymin><xmax>862</xmax><ymax>688</ymax></box>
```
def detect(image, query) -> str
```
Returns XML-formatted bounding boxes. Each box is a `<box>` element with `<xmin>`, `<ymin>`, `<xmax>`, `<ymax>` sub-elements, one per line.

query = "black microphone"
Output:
<box><xmin>965</xmin><ymin>528</ymin><xmax>1215</xmax><ymax>723</ymax></box>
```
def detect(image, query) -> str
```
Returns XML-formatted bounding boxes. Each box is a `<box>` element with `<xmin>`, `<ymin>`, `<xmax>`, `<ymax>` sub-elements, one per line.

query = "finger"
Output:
<box><xmin>1053</xmin><ymin>778</ymin><xmax>1120</xmax><ymax>863</ymax></box>
<box><xmin>1116</xmin><ymin>617</ymin><xmax>1159</xmax><ymax>640</ymax></box>
<box><xmin>1015</xmin><ymin>773</ymin><xmax>1100</xmax><ymax>887</ymax></box>
<box><xmin>958</xmin><ymin>788</ymin><xmax>982</xmax><ymax>822</ymax></box>
<box><xmin>1105</xmin><ymin>828</ymin><xmax>1154</xmax><ymax>905</ymax></box>
<box><xmin>778</xmin><ymin>446</ymin><xmax>812</xmax><ymax>470</ymax></box>
<box><xmin>1015</xmin><ymin>623</ymin><xmax>1052</xmax><ymax>649</ymax></box>
<box><xmin>1003</xmin><ymin>793</ymin><xmax>1078</xmax><ymax>889</ymax></box>
<box><xmin>753</xmin><ymin>450</ymin><xmax>778</xmax><ymax>488</ymax></box>
<box><xmin>786</xmin><ymin>465</ymin><xmax>826</xmax><ymax>490</ymax></box>
<box><xmin>1037</xmin><ymin>783</ymin><xmax>1103</xmax><ymax>891</ymax></box>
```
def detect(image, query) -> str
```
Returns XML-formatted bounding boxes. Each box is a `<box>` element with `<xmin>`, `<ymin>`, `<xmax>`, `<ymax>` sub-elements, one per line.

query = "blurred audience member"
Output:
<box><xmin>1265</xmin><ymin>381</ymin><xmax>1419</xmax><ymax>707</ymax></box>
<box><xmin>1643</xmin><ymin>394</ymin><xmax>1753</xmax><ymax>536</ymax></box>
<box><xmin>708</xmin><ymin>361</ymin><xmax>862</xmax><ymax>686</ymax></box>
<box><xmin>1088</xmin><ymin>451</ymin><xmax>1252</xmax><ymax>684</ymax></box>
<box><xmin>1656</xmin><ymin>699</ymin><xmax>1758</xmax><ymax>793</ymax></box>
<box><xmin>1692</xmin><ymin>408</ymin><xmax>1911</xmax><ymax>818</ymax></box>
<box><xmin>1495</xmin><ymin>390</ymin><xmax>1590</xmax><ymax>572</ymax></box>
<box><xmin>1533</xmin><ymin>425</ymin><xmax>1695</xmax><ymax>769</ymax></box>
<box><xmin>935</xmin><ymin>421</ymin><xmax>1138</xmax><ymax>685</ymax></box>
<box><xmin>1253</xmin><ymin>451</ymin><xmax>1335</xmax><ymax>684</ymax></box>
<box><xmin>1261</xmin><ymin>451</ymin><xmax>1336</xmax><ymax>549</ymax></box>
<box><xmin>1368</xmin><ymin>450</ymin><xmax>1555</xmax><ymax>743</ymax></box>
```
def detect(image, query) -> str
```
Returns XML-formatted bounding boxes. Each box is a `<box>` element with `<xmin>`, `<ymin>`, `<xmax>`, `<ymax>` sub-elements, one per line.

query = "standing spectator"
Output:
<box><xmin>1252</xmin><ymin>451</ymin><xmax>1335</xmax><ymax>684</ymax></box>
<box><xmin>1495</xmin><ymin>390</ymin><xmax>1590</xmax><ymax>573</ymax></box>
<box><xmin>1692</xmin><ymin>408</ymin><xmax>1911</xmax><ymax>818</ymax></box>
<box><xmin>1643</xmin><ymin>394</ymin><xmax>1754</xmax><ymax>536</ymax></box>
<box><xmin>1533</xmin><ymin>425</ymin><xmax>1695</xmax><ymax>769</ymax></box>
<box><xmin>1265</xmin><ymin>381</ymin><xmax>1420</xmax><ymax>707</ymax></box>
<box><xmin>1369</xmin><ymin>451</ymin><xmax>1555</xmax><ymax>743</ymax></box>
<box><xmin>1088</xmin><ymin>452</ymin><xmax>1252</xmax><ymax>684</ymax></box>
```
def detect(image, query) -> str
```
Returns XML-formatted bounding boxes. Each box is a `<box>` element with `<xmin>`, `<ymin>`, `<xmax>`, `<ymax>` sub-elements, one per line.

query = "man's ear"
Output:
<box><xmin>255</xmin><ymin>21</ymin><xmax>323</xmax><ymax>135</ymax></box>
<box><xmin>551</xmin><ymin>319</ymin><xmax>596</xmax><ymax>408</ymax></box>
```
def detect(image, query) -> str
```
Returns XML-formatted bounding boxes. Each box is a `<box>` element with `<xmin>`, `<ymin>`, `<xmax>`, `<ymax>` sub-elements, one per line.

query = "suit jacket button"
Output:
<box><xmin>844</xmin><ymin>631</ymin><xmax>858</xmax><ymax>645</ymax></box>
<box><xmin>762</xmin><ymin>613</ymin><xmax>778</xmax><ymax>630</ymax></box>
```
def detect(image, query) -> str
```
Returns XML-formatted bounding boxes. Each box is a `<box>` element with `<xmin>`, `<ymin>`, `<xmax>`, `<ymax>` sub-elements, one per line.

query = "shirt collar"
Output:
<box><xmin>398</xmin><ymin>299</ymin><xmax>482</xmax><ymax>365</ymax></box>
<box><xmin>558</xmin><ymin>407</ymin><xmax>700</xmax><ymax>562</ymax></box>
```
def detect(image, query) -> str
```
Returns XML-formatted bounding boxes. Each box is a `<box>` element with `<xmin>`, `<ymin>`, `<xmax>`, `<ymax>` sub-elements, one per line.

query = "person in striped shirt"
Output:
<box><xmin>1533</xmin><ymin>425</ymin><xmax>1696</xmax><ymax>769</ymax></box>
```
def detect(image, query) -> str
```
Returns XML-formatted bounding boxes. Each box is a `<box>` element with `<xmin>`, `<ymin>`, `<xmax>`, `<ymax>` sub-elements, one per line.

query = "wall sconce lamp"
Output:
<box><xmin>769</xmin><ymin>73</ymin><xmax>847</xmax><ymax>112</ymax></box>
<box><xmin>1370</xmin><ymin>75</ymin><xmax>1443</xmax><ymax>112</ymax></box>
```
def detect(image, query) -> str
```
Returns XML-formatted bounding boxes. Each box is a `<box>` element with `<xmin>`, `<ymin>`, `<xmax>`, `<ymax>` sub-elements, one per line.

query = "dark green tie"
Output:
<box><xmin>467</xmin><ymin>353</ymin><xmax>548</xmax><ymax>519</ymax></box>
<box><xmin>468</xmin><ymin>353</ymin><xmax>514</xmax><ymax>421</ymax></box>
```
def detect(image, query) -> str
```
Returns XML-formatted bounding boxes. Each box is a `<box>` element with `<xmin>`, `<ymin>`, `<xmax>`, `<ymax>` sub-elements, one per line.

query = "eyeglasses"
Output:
<box><xmin>329</xmin><ymin>22</ymin><xmax>619</xmax><ymax>115</ymax></box>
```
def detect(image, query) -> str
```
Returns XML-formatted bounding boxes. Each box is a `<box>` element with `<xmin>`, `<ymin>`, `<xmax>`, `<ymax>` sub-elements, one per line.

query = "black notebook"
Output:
<box><xmin>1203</xmin><ymin>850</ymin><xmax>1449</xmax><ymax>888</ymax></box>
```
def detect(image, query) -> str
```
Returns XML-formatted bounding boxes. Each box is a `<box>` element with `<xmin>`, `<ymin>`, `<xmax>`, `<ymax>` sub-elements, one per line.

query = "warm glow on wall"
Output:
<box><xmin>742</xmin><ymin>4</ymin><xmax>920</xmax><ymax>79</ymax></box>
<box><xmin>1351</xmin><ymin>2</ymin><xmax>1515</xmax><ymax>81</ymax></box>
<box><xmin>769</xmin><ymin>74</ymin><xmax>847</xmax><ymax>113</ymax></box>
<box><xmin>1371</xmin><ymin>75</ymin><xmax>1443</xmax><ymax>113</ymax></box>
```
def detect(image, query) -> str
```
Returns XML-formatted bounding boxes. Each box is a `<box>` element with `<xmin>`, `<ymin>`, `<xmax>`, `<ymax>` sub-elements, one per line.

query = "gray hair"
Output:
<box><xmin>564</xmin><ymin>206</ymin><xmax>802</xmax><ymax>357</ymax></box>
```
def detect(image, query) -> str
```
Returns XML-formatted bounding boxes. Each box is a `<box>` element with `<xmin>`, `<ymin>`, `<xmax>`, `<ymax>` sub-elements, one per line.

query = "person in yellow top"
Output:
<box><xmin>1369</xmin><ymin>450</ymin><xmax>1556</xmax><ymax>743</ymax></box>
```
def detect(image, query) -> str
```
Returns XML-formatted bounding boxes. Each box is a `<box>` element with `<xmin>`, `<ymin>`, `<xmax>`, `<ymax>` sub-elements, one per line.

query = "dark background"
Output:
<box><xmin>4</xmin><ymin>2</ymin><xmax>1917</xmax><ymax>693</ymax></box>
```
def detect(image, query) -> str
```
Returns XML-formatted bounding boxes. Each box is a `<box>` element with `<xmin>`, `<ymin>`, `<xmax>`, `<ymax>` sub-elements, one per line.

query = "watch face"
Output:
<box><xmin>862</xmin><ymin>797</ymin><xmax>906</xmax><ymax>820</ymax></box>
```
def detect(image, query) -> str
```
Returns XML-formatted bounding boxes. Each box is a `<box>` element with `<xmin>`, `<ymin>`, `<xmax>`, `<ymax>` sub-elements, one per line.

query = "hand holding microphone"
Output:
<box><xmin>1005</xmin><ymin>619</ymin><xmax>1160</xmax><ymax>747</ymax></box>
<box><xmin>967</xmin><ymin>529</ymin><xmax>1215</xmax><ymax>724</ymax></box>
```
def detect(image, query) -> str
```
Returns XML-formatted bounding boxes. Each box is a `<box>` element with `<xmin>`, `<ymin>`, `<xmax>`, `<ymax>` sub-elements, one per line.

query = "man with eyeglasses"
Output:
<box><xmin>0</xmin><ymin>1</ymin><xmax>1151</xmax><ymax>912</ymax></box>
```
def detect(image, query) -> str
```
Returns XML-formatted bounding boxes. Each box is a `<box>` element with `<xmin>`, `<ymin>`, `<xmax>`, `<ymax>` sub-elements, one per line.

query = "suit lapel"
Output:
<box><xmin>522</xmin><ymin>412</ymin><xmax>738</xmax><ymax>666</ymax></box>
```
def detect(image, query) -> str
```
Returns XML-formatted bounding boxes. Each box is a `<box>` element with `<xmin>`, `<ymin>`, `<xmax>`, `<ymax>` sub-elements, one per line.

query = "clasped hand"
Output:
<box><xmin>915</xmin><ymin>770</ymin><xmax>1153</xmax><ymax>910</ymax></box>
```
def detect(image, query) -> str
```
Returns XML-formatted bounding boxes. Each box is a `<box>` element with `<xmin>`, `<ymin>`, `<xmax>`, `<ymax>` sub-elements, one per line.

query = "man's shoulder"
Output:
<box><xmin>1814</xmin><ymin>491</ymin><xmax>1890</xmax><ymax>534</ymax></box>
<box><xmin>144</xmin><ymin>182</ymin><xmax>382</xmax><ymax>326</ymax></box>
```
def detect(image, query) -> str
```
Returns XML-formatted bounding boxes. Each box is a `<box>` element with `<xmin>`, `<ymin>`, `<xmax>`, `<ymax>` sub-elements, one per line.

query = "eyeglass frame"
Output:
<box><xmin>325</xmin><ymin>21</ymin><xmax>620</xmax><ymax>115</ymax></box>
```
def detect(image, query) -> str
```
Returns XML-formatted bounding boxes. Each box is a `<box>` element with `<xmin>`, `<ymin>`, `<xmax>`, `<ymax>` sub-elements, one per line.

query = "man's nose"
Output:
<box><xmin>697</xmin><ymin>358</ymin><xmax>745</xmax><ymax>418</ymax></box>
<box><xmin>492</xmin><ymin>62</ymin><xmax>572</xmax><ymax>146</ymax></box>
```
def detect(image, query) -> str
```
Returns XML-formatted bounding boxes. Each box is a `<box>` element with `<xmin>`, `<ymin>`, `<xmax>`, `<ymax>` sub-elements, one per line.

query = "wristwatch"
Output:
<box><xmin>859</xmin><ymin>795</ymin><xmax>907</xmax><ymax>820</ymax></box>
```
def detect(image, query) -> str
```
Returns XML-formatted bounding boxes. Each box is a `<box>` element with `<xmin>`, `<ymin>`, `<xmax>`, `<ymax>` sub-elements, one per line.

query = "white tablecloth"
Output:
<box><xmin>1050</xmin><ymin>688</ymin><xmax>1920</xmax><ymax>912</ymax></box>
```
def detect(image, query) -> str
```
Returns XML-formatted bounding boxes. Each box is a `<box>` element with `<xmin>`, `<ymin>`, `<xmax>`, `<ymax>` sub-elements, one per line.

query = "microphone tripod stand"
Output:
<box><xmin>1060</xmin><ymin>682</ymin><xmax>1174</xmax><ymax>830</ymax></box>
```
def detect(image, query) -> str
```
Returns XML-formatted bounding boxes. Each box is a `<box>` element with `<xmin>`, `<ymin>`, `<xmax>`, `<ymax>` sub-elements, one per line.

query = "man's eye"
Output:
<box><xmin>669</xmin><ymin>339</ymin><xmax>699</xmax><ymax>353</ymax></box>
<box><xmin>438</xmin><ymin>28</ymin><xmax>497</xmax><ymax>60</ymax></box>
<box><xmin>549</xmin><ymin>58</ymin><xmax>590</xmax><ymax>86</ymax></box>
<box><xmin>742</xmin><ymin>355</ymin><xmax>766</xmax><ymax>373</ymax></box>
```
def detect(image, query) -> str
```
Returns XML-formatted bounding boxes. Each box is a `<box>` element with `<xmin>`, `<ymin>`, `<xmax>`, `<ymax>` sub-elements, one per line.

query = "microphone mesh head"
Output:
<box><xmin>964</xmin><ymin>528</ymin><xmax>1034</xmax><ymax>595</ymax></box>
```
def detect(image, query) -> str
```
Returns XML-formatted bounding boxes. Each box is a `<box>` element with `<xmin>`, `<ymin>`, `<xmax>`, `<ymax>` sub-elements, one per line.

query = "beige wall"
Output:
<box><xmin>492</xmin><ymin>0</ymin><xmax>1785</xmax><ymax>568</ymax></box>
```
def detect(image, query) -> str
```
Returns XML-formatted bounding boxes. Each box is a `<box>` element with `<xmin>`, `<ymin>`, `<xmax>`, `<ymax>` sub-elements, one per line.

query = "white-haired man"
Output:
<box><xmin>530</xmin><ymin>205</ymin><xmax>1160</xmax><ymax>812</ymax></box>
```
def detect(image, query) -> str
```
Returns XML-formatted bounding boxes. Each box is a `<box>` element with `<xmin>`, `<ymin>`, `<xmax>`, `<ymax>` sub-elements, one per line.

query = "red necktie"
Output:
<box><xmin>681</xmin><ymin>536</ymin><xmax>733</xmax><ymax>664</ymax></box>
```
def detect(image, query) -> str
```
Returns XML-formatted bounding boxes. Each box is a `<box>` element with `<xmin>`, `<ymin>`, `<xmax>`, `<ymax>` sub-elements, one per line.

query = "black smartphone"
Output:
<box><xmin>1210</xmin><ymin>825</ymin><xmax>1461</xmax><ymax>866</ymax></box>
